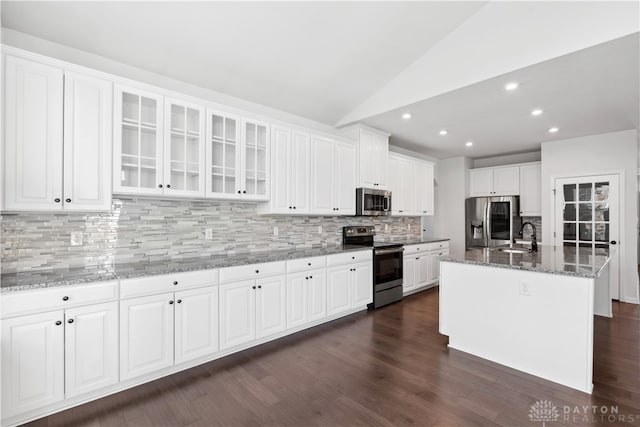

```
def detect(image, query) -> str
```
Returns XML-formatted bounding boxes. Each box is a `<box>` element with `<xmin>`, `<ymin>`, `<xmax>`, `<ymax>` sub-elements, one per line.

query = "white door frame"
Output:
<box><xmin>551</xmin><ymin>170</ymin><xmax>625</xmax><ymax>300</ymax></box>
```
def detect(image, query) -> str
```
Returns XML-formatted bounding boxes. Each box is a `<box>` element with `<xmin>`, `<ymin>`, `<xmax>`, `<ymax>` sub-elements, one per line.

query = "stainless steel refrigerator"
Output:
<box><xmin>465</xmin><ymin>196</ymin><xmax>522</xmax><ymax>249</ymax></box>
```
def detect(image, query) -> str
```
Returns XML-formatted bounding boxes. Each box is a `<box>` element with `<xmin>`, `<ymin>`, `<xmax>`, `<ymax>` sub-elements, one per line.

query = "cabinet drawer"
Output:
<box><xmin>286</xmin><ymin>256</ymin><xmax>327</xmax><ymax>273</ymax></box>
<box><xmin>1</xmin><ymin>280</ymin><xmax>118</xmax><ymax>319</ymax></box>
<box><xmin>120</xmin><ymin>269</ymin><xmax>218</xmax><ymax>299</ymax></box>
<box><xmin>426</xmin><ymin>241</ymin><xmax>449</xmax><ymax>251</ymax></box>
<box><xmin>326</xmin><ymin>250</ymin><xmax>371</xmax><ymax>267</ymax></box>
<box><xmin>403</xmin><ymin>244</ymin><xmax>429</xmax><ymax>256</ymax></box>
<box><xmin>219</xmin><ymin>261</ymin><xmax>286</xmax><ymax>284</ymax></box>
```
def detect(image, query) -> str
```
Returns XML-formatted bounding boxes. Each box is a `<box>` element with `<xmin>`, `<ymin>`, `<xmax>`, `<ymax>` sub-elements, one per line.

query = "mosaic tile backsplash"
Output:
<box><xmin>1</xmin><ymin>198</ymin><xmax>422</xmax><ymax>273</ymax></box>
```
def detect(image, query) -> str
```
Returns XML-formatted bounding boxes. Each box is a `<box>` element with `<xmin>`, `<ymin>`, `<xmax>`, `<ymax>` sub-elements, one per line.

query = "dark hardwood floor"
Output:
<box><xmin>26</xmin><ymin>288</ymin><xmax>640</xmax><ymax>426</ymax></box>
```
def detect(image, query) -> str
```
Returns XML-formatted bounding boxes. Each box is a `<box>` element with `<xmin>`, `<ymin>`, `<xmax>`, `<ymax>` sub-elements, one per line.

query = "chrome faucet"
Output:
<box><xmin>520</xmin><ymin>221</ymin><xmax>538</xmax><ymax>252</ymax></box>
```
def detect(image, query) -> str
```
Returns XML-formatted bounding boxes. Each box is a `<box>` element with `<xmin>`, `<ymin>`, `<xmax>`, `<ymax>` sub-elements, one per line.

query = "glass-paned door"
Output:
<box><xmin>206</xmin><ymin>110</ymin><xmax>240</xmax><ymax>197</ymax></box>
<box><xmin>115</xmin><ymin>86</ymin><xmax>163</xmax><ymax>194</ymax></box>
<box><xmin>555</xmin><ymin>174</ymin><xmax>619</xmax><ymax>298</ymax></box>
<box><xmin>242</xmin><ymin>119</ymin><xmax>269</xmax><ymax>200</ymax></box>
<box><xmin>164</xmin><ymin>99</ymin><xmax>205</xmax><ymax>196</ymax></box>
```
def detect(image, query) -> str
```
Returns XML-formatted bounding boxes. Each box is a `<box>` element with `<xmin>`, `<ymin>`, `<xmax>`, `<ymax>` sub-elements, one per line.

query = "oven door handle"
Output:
<box><xmin>375</xmin><ymin>247</ymin><xmax>404</xmax><ymax>255</ymax></box>
<box><xmin>383</xmin><ymin>197</ymin><xmax>390</xmax><ymax>212</ymax></box>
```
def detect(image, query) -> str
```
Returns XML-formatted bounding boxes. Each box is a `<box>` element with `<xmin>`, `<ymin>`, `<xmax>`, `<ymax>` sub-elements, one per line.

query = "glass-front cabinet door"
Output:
<box><xmin>164</xmin><ymin>99</ymin><xmax>205</xmax><ymax>197</ymax></box>
<box><xmin>114</xmin><ymin>85</ymin><xmax>164</xmax><ymax>194</ymax></box>
<box><xmin>205</xmin><ymin>110</ymin><xmax>241</xmax><ymax>198</ymax></box>
<box><xmin>242</xmin><ymin>119</ymin><xmax>269</xmax><ymax>200</ymax></box>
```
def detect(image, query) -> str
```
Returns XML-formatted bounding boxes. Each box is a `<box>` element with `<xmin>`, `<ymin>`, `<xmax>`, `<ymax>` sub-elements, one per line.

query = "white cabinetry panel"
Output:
<box><xmin>174</xmin><ymin>287</ymin><xmax>219</xmax><ymax>364</ymax></box>
<box><xmin>256</xmin><ymin>276</ymin><xmax>286</xmax><ymax>338</ymax></box>
<box><xmin>519</xmin><ymin>163</ymin><xmax>541</xmax><ymax>216</ymax></box>
<box><xmin>4</xmin><ymin>56</ymin><xmax>63</xmax><ymax>210</ymax></box>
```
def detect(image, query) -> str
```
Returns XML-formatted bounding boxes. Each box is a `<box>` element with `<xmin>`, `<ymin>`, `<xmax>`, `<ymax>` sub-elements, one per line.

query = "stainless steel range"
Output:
<box><xmin>342</xmin><ymin>226</ymin><xmax>404</xmax><ymax>309</ymax></box>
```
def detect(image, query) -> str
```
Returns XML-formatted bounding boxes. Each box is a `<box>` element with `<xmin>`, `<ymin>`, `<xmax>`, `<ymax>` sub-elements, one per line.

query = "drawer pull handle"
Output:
<box><xmin>62</xmin><ymin>296</ymin><xmax>69</xmax><ymax>301</ymax></box>
<box><xmin>255</xmin><ymin>270</ymin><xmax>259</xmax><ymax>274</ymax></box>
<box><xmin>67</xmin><ymin>318</ymin><xmax>74</xmax><ymax>324</ymax></box>
<box><xmin>352</xmin><ymin>256</ymin><xmax>355</xmax><ymax>259</ymax></box>
<box><xmin>173</xmin><ymin>281</ymin><xmax>178</xmax><ymax>286</ymax></box>
<box><xmin>308</xmin><ymin>262</ymin><xmax>311</xmax><ymax>266</ymax></box>
<box><xmin>55</xmin><ymin>321</ymin><xmax>62</xmax><ymax>326</ymax></box>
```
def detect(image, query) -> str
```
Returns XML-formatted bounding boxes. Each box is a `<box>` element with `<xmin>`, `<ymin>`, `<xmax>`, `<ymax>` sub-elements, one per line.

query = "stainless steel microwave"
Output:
<box><xmin>356</xmin><ymin>188</ymin><xmax>391</xmax><ymax>216</ymax></box>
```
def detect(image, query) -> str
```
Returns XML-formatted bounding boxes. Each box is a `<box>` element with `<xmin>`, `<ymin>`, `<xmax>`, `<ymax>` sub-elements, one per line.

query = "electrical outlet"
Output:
<box><xmin>384</xmin><ymin>224</ymin><xmax>389</xmax><ymax>232</ymax></box>
<box><xmin>519</xmin><ymin>281</ymin><xmax>532</xmax><ymax>296</ymax></box>
<box><xmin>205</xmin><ymin>228</ymin><xmax>213</xmax><ymax>240</ymax></box>
<box><xmin>317</xmin><ymin>225</ymin><xmax>322</xmax><ymax>234</ymax></box>
<box><xmin>70</xmin><ymin>231</ymin><xmax>83</xmax><ymax>246</ymax></box>
<box><xmin>407</xmin><ymin>224</ymin><xmax>411</xmax><ymax>231</ymax></box>
<box><xmin>273</xmin><ymin>227</ymin><xmax>279</xmax><ymax>237</ymax></box>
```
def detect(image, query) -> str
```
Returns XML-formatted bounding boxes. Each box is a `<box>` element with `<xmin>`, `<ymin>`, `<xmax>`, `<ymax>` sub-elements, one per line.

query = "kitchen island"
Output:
<box><xmin>439</xmin><ymin>245</ymin><xmax>611</xmax><ymax>394</ymax></box>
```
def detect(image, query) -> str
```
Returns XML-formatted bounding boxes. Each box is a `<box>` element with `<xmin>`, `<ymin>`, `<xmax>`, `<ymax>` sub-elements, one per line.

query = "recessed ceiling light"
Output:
<box><xmin>531</xmin><ymin>108</ymin><xmax>543</xmax><ymax>116</ymax></box>
<box><xmin>465</xmin><ymin>141</ymin><xmax>473</xmax><ymax>147</ymax></box>
<box><xmin>548</xmin><ymin>127</ymin><xmax>559</xmax><ymax>133</ymax></box>
<box><xmin>402</xmin><ymin>113</ymin><xmax>412</xmax><ymax>120</ymax></box>
<box><xmin>439</xmin><ymin>130</ymin><xmax>448</xmax><ymax>136</ymax></box>
<box><xmin>505</xmin><ymin>82</ymin><xmax>519</xmax><ymax>91</ymax></box>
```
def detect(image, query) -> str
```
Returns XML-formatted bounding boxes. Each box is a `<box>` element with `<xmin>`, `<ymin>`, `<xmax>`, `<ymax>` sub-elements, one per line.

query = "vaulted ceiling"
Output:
<box><xmin>2</xmin><ymin>1</ymin><xmax>638</xmax><ymax>158</ymax></box>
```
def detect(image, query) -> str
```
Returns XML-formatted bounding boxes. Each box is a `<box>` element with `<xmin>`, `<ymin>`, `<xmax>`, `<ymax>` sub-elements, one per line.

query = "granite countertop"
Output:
<box><xmin>390</xmin><ymin>237</ymin><xmax>450</xmax><ymax>246</ymax></box>
<box><xmin>0</xmin><ymin>245</ymin><xmax>371</xmax><ymax>293</ymax></box>
<box><xmin>443</xmin><ymin>245</ymin><xmax>611</xmax><ymax>278</ymax></box>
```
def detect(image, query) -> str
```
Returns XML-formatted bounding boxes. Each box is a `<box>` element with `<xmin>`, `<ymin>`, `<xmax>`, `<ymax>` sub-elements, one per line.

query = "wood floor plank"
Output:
<box><xmin>23</xmin><ymin>287</ymin><xmax>640</xmax><ymax>427</ymax></box>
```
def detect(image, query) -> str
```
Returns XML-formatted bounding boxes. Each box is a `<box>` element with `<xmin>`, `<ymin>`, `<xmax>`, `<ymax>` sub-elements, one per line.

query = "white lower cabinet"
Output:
<box><xmin>327</xmin><ymin>261</ymin><xmax>372</xmax><ymax>316</ymax></box>
<box><xmin>1</xmin><ymin>302</ymin><xmax>118</xmax><ymax>419</ymax></box>
<box><xmin>120</xmin><ymin>286</ymin><xmax>219</xmax><ymax>380</ymax></box>
<box><xmin>219</xmin><ymin>275</ymin><xmax>286</xmax><ymax>350</ymax></box>
<box><xmin>402</xmin><ymin>256</ymin><xmax>417</xmax><ymax>293</ymax></box>
<box><xmin>174</xmin><ymin>287</ymin><xmax>219</xmax><ymax>364</ymax></box>
<box><xmin>403</xmin><ymin>243</ymin><xmax>450</xmax><ymax>295</ymax></box>
<box><xmin>286</xmin><ymin>269</ymin><xmax>326</xmax><ymax>328</ymax></box>
<box><xmin>64</xmin><ymin>302</ymin><xmax>118</xmax><ymax>398</ymax></box>
<box><xmin>1</xmin><ymin>310</ymin><xmax>65</xmax><ymax>418</ymax></box>
<box><xmin>120</xmin><ymin>293</ymin><xmax>174</xmax><ymax>380</ymax></box>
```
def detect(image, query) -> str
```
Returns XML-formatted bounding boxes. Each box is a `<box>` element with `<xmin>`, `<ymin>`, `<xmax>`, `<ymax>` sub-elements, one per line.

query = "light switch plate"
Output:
<box><xmin>70</xmin><ymin>231</ymin><xmax>83</xmax><ymax>246</ymax></box>
<box><xmin>318</xmin><ymin>225</ymin><xmax>323</xmax><ymax>234</ymax></box>
<box><xmin>273</xmin><ymin>227</ymin><xmax>279</xmax><ymax>237</ymax></box>
<box><xmin>385</xmin><ymin>224</ymin><xmax>389</xmax><ymax>232</ymax></box>
<box><xmin>519</xmin><ymin>281</ymin><xmax>532</xmax><ymax>296</ymax></box>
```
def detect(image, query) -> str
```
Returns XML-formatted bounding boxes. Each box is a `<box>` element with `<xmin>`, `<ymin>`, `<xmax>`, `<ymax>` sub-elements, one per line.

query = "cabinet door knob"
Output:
<box><xmin>65</xmin><ymin>198</ymin><xmax>71</xmax><ymax>203</ymax></box>
<box><xmin>243</xmin><ymin>190</ymin><xmax>247</xmax><ymax>194</ymax></box>
<box><xmin>173</xmin><ymin>281</ymin><xmax>178</xmax><ymax>285</ymax></box>
<box><xmin>252</xmin><ymin>285</ymin><xmax>256</xmax><ymax>289</ymax></box>
<box><xmin>54</xmin><ymin>198</ymin><xmax>61</xmax><ymax>203</ymax></box>
<box><xmin>237</xmin><ymin>190</ymin><xmax>241</xmax><ymax>194</ymax></box>
<box><xmin>158</xmin><ymin>184</ymin><xmax>163</xmax><ymax>188</ymax></box>
<box><xmin>67</xmin><ymin>318</ymin><xmax>74</xmax><ymax>324</ymax></box>
<box><xmin>62</xmin><ymin>296</ymin><xmax>69</xmax><ymax>301</ymax></box>
<box><xmin>610</xmin><ymin>241</ymin><xmax>617</xmax><ymax>245</ymax></box>
<box><xmin>293</xmin><ymin>206</ymin><xmax>296</xmax><ymax>209</ymax></box>
<box><xmin>255</xmin><ymin>270</ymin><xmax>259</xmax><ymax>274</ymax></box>
<box><xmin>166</xmin><ymin>184</ymin><xmax>171</xmax><ymax>189</ymax></box>
<box><xmin>352</xmin><ymin>256</ymin><xmax>355</xmax><ymax>259</ymax></box>
<box><xmin>416</xmin><ymin>257</ymin><xmax>419</xmax><ymax>260</ymax></box>
<box><xmin>307</xmin><ymin>262</ymin><xmax>311</xmax><ymax>266</ymax></box>
<box><xmin>258</xmin><ymin>285</ymin><xmax>262</xmax><ymax>289</ymax></box>
<box><xmin>177</xmin><ymin>299</ymin><xmax>182</xmax><ymax>304</ymax></box>
<box><xmin>305</xmin><ymin>277</ymin><xmax>308</xmax><ymax>280</ymax></box>
<box><xmin>289</xmin><ymin>206</ymin><xmax>292</xmax><ymax>209</ymax></box>
<box><xmin>169</xmin><ymin>300</ymin><xmax>174</xmax><ymax>305</ymax></box>
<box><xmin>309</xmin><ymin>276</ymin><xmax>313</xmax><ymax>279</ymax></box>
<box><xmin>55</xmin><ymin>321</ymin><xmax>62</xmax><ymax>326</ymax></box>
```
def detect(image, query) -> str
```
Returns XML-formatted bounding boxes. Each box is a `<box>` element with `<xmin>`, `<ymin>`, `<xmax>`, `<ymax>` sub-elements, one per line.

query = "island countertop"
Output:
<box><xmin>443</xmin><ymin>245</ymin><xmax>612</xmax><ymax>279</ymax></box>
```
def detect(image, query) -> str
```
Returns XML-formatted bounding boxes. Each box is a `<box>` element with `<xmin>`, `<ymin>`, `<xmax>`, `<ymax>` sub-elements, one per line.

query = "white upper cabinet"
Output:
<box><xmin>113</xmin><ymin>85</ymin><xmax>164</xmax><ymax>195</ymax></box>
<box><xmin>469</xmin><ymin>166</ymin><xmax>519</xmax><ymax>197</ymax></box>
<box><xmin>388</xmin><ymin>152</ymin><xmax>434</xmax><ymax>216</ymax></box>
<box><xmin>347</xmin><ymin>126</ymin><xmax>389</xmax><ymax>189</ymax></box>
<box><xmin>206</xmin><ymin>109</ymin><xmax>241</xmax><ymax>198</ymax></box>
<box><xmin>4</xmin><ymin>56</ymin><xmax>112</xmax><ymax>211</ymax></box>
<box><xmin>204</xmin><ymin>112</ymin><xmax>269</xmax><ymax>201</ymax></box>
<box><xmin>163</xmin><ymin>98</ymin><xmax>206</xmax><ymax>197</ymax></box>
<box><xmin>4</xmin><ymin>56</ymin><xmax>63</xmax><ymax>211</ymax></box>
<box><xmin>310</xmin><ymin>135</ymin><xmax>334</xmax><ymax>215</ymax></box>
<box><xmin>333</xmin><ymin>140</ymin><xmax>356</xmax><ymax>214</ymax></box>
<box><xmin>259</xmin><ymin>126</ymin><xmax>309</xmax><ymax>214</ymax></box>
<box><xmin>519</xmin><ymin>162</ymin><xmax>542</xmax><ymax>216</ymax></box>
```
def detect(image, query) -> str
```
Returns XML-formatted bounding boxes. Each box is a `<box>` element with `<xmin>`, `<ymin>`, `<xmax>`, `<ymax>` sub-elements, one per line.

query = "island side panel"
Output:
<box><xmin>439</xmin><ymin>261</ymin><xmax>594</xmax><ymax>394</ymax></box>
<box><xmin>594</xmin><ymin>262</ymin><xmax>612</xmax><ymax>317</ymax></box>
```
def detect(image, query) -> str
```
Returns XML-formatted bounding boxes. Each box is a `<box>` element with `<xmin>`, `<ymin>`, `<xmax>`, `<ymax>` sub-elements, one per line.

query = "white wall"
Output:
<box><xmin>541</xmin><ymin>129</ymin><xmax>639</xmax><ymax>303</ymax></box>
<box><xmin>473</xmin><ymin>151</ymin><xmax>541</xmax><ymax>168</ymax></box>
<box><xmin>433</xmin><ymin>156</ymin><xmax>472</xmax><ymax>255</ymax></box>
